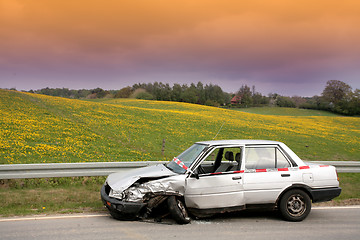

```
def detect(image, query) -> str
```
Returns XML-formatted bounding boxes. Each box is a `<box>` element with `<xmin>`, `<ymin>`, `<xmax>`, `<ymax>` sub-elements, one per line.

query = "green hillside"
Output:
<box><xmin>1</xmin><ymin>89</ymin><xmax>359</xmax><ymax>164</ymax></box>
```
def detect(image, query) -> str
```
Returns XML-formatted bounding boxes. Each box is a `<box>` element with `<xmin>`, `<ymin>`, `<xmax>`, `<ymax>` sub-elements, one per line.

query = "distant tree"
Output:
<box><xmin>322</xmin><ymin>80</ymin><xmax>352</xmax><ymax>105</ymax></box>
<box><xmin>336</xmin><ymin>88</ymin><xmax>360</xmax><ymax>115</ymax></box>
<box><xmin>132</xmin><ymin>88</ymin><xmax>154</xmax><ymax>100</ymax></box>
<box><xmin>152</xmin><ymin>82</ymin><xmax>161</xmax><ymax>100</ymax></box>
<box><xmin>204</xmin><ymin>84</ymin><xmax>225</xmax><ymax>105</ymax></box>
<box><xmin>171</xmin><ymin>83</ymin><xmax>183</xmax><ymax>102</ymax></box>
<box><xmin>268</xmin><ymin>93</ymin><xmax>279</xmax><ymax>99</ymax></box>
<box><xmin>291</xmin><ymin>96</ymin><xmax>306</xmax><ymax>108</ymax></box>
<box><xmin>76</xmin><ymin>89</ymin><xmax>91</xmax><ymax>98</ymax></box>
<box><xmin>250</xmin><ymin>86</ymin><xmax>269</xmax><ymax>106</ymax></box>
<box><xmin>155</xmin><ymin>82</ymin><xmax>172</xmax><ymax>101</ymax></box>
<box><xmin>276</xmin><ymin>96</ymin><xmax>296</xmax><ymax>108</ymax></box>
<box><xmin>196</xmin><ymin>82</ymin><xmax>206</xmax><ymax>104</ymax></box>
<box><xmin>237</xmin><ymin>85</ymin><xmax>253</xmax><ymax>106</ymax></box>
<box><xmin>252</xmin><ymin>92</ymin><xmax>269</xmax><ymax>106</ymax></box>
<box><xmin>115</xmin><ymin>87</ymin><xmax>132</xmax><ymax>98</ymax></box>
<box><xmin>136</xmin><ymin>92</ymin><xmax>154</xmax><ymax>100</ymax></box>
<box><xmin>347</xmin><ymin>89</ymin><xmax>360</xmax><ymax>115</ymax></box>
<box><xmin>223</xmin><ymin>92</ymin><xmax>232</xmax><ymax>105</ymax></box>
<box><xmin>181</xmin><ymin>83</ymin><xmax>198</xmax><ymax>103</ymax></box>
<box><xmin>91</xmin><ymin>88</ymin><xmax>107</xmax><ymax>98</ymax></box>
<box><xmin>204</xmin><ymin>99</ymin><xmax>220</xmax><ymax>107</ymax></box>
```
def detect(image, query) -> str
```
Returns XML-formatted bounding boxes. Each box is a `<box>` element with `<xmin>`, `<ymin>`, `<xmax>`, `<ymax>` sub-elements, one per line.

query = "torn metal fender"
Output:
<box><xmin>106</xmin><ymin>164</ymin><xmax>177</xmax><ymax>193</ymax></box>
<box><xmin>125</xmin><ymin>175</ymin><xmax>187</xmax><ymax>202</ymax></box>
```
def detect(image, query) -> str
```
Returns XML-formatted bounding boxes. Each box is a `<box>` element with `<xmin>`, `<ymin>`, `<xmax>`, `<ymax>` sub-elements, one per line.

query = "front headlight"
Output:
<box><xmin>109</xmin><ymin>189</ymin><xmax>124</xmax><ymax>199</ymax></box>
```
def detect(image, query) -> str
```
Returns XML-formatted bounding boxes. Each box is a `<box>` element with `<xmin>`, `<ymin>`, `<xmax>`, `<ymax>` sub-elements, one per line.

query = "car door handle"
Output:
<box><xmin>232</xmin><ymin>176</ymin><xmax>242</xmax><ymax>180</ymax></box>
<box><xmin>281</xmin><ymin>174</ymin><xmax>290</xmax><ymax>177</ymax></box>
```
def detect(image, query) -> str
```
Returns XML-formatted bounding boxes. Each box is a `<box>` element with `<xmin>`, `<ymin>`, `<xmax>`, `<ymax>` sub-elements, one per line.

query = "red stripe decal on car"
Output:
<box><xmin>172</xmin><ymin>157</ymin><xmax>188</xmax><ymax>171</ymax></box>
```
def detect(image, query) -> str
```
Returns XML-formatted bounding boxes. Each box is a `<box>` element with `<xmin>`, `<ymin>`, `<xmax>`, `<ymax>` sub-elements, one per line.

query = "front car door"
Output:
<box><xmin>184</xmin><ymin>145</ymin><xmax>245</xmax><ymax>210</ymax></box>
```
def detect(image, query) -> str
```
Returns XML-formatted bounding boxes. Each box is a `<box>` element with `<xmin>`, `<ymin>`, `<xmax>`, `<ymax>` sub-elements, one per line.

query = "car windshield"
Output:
<box><xmin>166</xmin><ymin>144</ymin><xmax>208</xmax><ymax>174</ymax></box>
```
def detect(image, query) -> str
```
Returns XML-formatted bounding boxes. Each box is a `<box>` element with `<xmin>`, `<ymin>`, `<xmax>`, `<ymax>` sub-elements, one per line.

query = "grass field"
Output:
<box><xmin>231</xmin><ymin>107</ymin><xmax>341</xmax><ymax>116</ymax></box>
<box><xmin>1</xmin><ymin>89</ymin><xmax>359</xmax><ymax>164</ymax></box>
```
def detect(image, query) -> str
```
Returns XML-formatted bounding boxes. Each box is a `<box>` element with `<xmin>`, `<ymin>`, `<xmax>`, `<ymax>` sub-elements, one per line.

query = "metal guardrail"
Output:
<box><xmin>0</xmin><ymin>161</ymin><xmax>164</xmax><ymax>179</ymax></box>
<box><xmin>308</xmin><ymin>161</ymin><xmax>360</xmax><ymax>173</ymax></box>
<box><xmin>0</xmin><ymin>161</ymin><xmax>359</xmax><ymax>179</ymax></box>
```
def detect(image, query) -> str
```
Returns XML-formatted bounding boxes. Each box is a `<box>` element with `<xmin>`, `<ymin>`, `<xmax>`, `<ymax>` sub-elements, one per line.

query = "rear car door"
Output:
<box><xmin>242</xmin><ymin>145</ymin><xmax>294</xmax><ymax>204</ymax></box>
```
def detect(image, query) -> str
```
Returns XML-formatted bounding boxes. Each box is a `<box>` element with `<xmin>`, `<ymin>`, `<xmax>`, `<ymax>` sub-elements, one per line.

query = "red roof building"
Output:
<box><xmin>231</xmin><ymin>95</ymin><xmax>241</xmax><ymax>104</ymax></box>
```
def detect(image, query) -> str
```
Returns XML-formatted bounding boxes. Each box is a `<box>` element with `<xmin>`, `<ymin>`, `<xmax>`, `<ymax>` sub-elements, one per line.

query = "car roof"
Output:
<box><xmin>196</xmin><ymin>139</ymin><xmax>282</xmax><ymax>146</ymax></box>
<box><xmin>195</xmin><ymin>139</ymin><xmax>303</xmax><ymax>164</ymax></box>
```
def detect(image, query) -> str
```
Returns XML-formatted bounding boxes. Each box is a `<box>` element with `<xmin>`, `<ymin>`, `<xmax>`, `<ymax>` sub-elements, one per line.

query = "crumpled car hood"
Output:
<box><xmin>106</xmin><ymin>164</ymin><xmax>177</xmax><ymax>193</ymax></box>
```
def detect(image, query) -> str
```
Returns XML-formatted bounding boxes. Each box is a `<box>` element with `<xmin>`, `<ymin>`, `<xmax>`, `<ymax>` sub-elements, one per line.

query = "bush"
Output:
<box><xmin>136</xmin><ymin>92</ymin><xmax>154</xmax><ymax>100</ymax></box>
<box><xmin>204</xmin><ymin>100</ymin><xmax>220</xmax><ymax>107</ymax></box>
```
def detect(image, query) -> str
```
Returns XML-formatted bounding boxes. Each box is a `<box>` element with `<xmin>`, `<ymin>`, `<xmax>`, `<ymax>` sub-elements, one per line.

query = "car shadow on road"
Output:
<box><xmin>209</xmin><ymin>209</ymin><xmax>282</xmax><ymax>222</ymax></box>
<box><xmin>136</xmin><ymin>209</ymin><xmax>282</xmax><ymax>225</ymax></box>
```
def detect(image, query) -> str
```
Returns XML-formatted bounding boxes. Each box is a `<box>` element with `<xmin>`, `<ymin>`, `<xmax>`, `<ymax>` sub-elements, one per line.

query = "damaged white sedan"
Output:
<box><xmin>101</xmin><ymin>140</ymin><xmax>341</xmax><ymax>224</ymax></box>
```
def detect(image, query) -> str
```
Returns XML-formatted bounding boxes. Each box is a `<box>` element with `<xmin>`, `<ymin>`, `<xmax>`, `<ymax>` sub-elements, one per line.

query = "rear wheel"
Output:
<box><xmin>279</xmin><ymin>189</ymin><xmax>311</xmax><ymax>222</ymax></box>
<box><xmin>167</xmin><ymin>196</ymin><xmax>191</xmax><ymax>224</ymax></box>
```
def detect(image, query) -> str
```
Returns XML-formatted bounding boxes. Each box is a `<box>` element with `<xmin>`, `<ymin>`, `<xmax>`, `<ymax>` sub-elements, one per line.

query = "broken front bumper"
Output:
<box><xmin>100</xmin><ymin>184</ymin><xmax>146</xmax><ymax>216</ymax></box>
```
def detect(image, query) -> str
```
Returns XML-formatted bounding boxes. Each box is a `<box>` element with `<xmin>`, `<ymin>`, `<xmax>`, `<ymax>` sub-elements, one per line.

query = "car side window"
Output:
<box><xmin>245</xmin><ymin>147</ymin><xmax>291</xmax><ymax>169</ymax></box>
<box><xmin>214</xmin><ymin>147</ymin><xmax>242</xmax><ymax>172</ymax></box>
<box><xmin>245</xmin><ymin>147</ymin><xmax>275</xmax><ymax>169</ymax></box>
<box><xmin>276</xmin><ymin>148</ymin><xmax>291</xmax><ymax>168</ymax></box>
<box><xmin>198</xmin><ymin>147</ymin><xmax>242</xmax><ymax>174</ymax></box>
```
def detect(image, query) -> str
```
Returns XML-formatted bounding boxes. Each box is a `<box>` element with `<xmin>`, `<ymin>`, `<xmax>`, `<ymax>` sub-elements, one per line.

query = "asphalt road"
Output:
<box><xmin>1</xmin><ymin>206</ymin><xmax>359</xmax><ymax>240</ymax></box>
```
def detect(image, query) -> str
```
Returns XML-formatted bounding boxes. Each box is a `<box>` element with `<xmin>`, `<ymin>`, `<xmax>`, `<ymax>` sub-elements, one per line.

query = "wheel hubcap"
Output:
<box><xmin>287</xmin><ymin>194</ymin><xmax>306</xmax><ymax>217</ymax></box>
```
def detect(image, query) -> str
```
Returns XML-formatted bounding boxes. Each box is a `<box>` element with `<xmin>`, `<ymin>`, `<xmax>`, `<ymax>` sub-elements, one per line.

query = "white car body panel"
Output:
<box><xmin>185</xmin><ymin>173</ymin><xmax>245</xmax><ymax>208</ymax></box>
<box><xmin>243</xmin><ymin>171</ymin><xmax>293</xmax><ymax>204</ymax></box>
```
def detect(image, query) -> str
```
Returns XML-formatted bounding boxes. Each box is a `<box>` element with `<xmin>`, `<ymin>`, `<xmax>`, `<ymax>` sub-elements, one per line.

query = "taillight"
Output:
<box><xmin>336</xmin><ymin>170</ymin><xmax>339</xmax><ymax>182</ymax></box>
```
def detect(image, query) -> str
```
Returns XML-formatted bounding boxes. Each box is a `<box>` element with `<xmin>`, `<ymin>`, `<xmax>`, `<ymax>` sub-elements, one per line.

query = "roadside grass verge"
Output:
<box><xmin>0</xmin><ymin>173</ymin><xmax>359</xmax><ymax>217</ymax></box>
<box><xmin>334</xmin><ymin>173</ymin><xmax>360</xmax><ymax>200</ymax></box>
<box><xmin>0</xmin><ymin>177</ymin><xmax>106</xmax><ymax>217</ymax></box>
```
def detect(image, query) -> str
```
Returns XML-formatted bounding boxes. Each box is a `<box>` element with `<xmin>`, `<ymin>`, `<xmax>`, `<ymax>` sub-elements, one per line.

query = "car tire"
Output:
<box><xmin>279</xmin><ymin>189</ymin><xmax>311</xmax><ymax>222</ymax></box>
<box><xmin>167</xmin><ymin>196</ymin><xmax>191</xmax><ymax>224</ymax></box>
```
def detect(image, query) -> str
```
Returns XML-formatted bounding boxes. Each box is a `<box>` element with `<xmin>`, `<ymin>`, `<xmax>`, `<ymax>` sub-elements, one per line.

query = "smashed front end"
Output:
<box><xmin>101</xmin><ymin>184</ymin><xmax>146</xmax><ymax>219</ymax></box>
<box><xmin>100</xmin><ymin>164</ymin><xmax>186</xmax><ymax>220</ymax></box>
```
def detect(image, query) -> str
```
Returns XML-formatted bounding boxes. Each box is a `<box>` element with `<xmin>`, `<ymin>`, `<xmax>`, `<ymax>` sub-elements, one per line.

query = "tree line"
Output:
<box><xmin>302</xmin><ymin>80</ymin><xmax>360</xmax><ymax>116</ymax></box>
<box><xmin>21</xmin><ymin>80</ymin><xmax>359</xmax><ymax>116</ymax></box>
<box><xmin>28</xmin><ymin>82</ymin><xmax>231</xmax><ymax>107</ymax></box>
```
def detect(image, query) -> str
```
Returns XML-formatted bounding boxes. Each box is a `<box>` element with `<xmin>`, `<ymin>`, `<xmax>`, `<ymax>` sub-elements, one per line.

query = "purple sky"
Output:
<box><xmin>1</xmin><ymin>0</ymin><xmax>360</xmax><ymax>96</ymax></box>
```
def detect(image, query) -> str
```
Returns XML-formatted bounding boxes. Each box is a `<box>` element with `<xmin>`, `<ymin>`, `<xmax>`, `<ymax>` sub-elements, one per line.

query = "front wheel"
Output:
<box><xmin>167</xmin><ymin>196</ymin><xmax>191</xmax><ymax>224</ymax></box>
<box><xmin>279</xmin><ymin>189</ymin><xmax>311</xmax><ymax>222</ymax></box>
